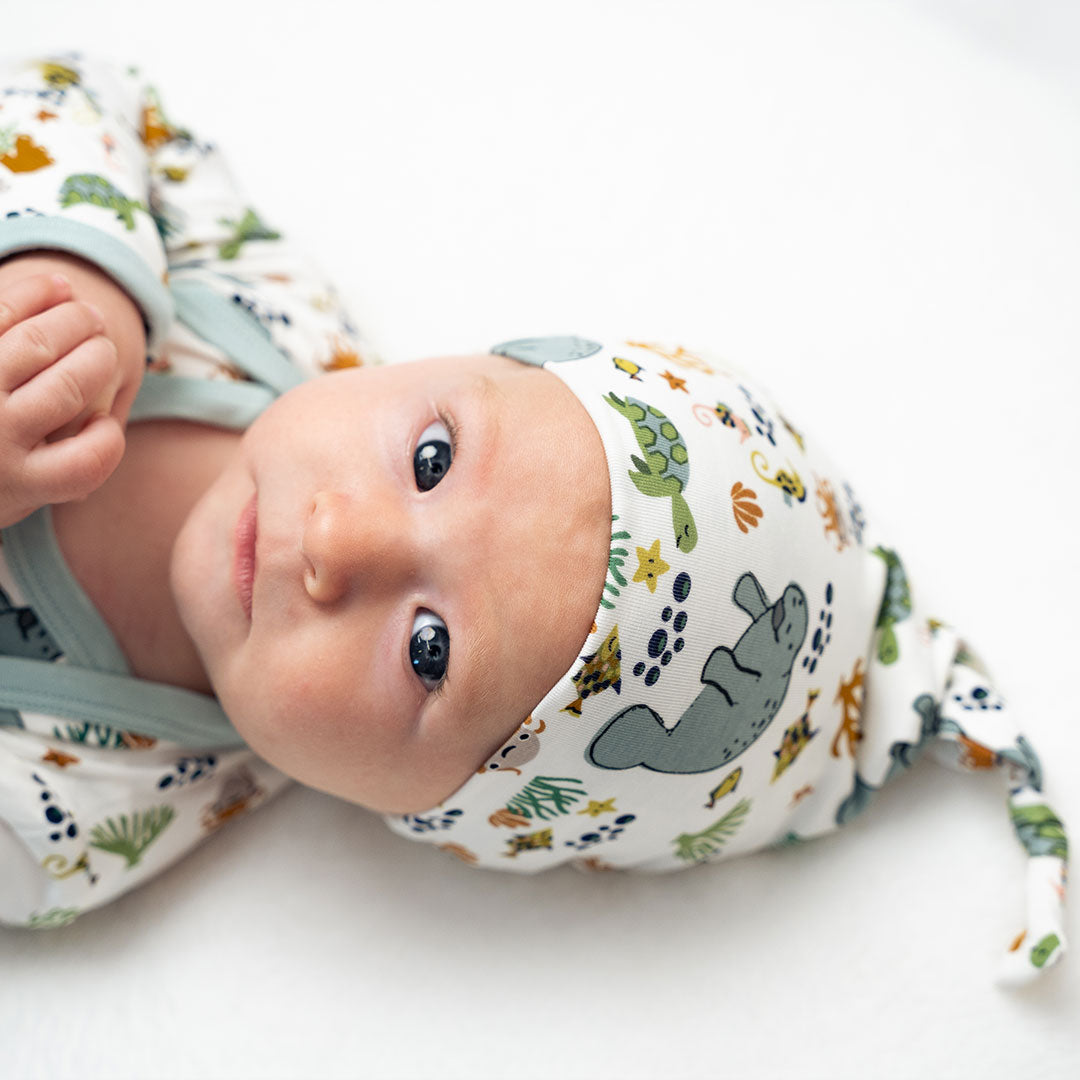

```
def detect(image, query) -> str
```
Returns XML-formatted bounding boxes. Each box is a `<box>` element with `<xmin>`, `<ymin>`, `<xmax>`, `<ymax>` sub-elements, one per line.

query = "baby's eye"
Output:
<box><xmin>410</xmin><ymin>610</ymin><xmax>450</xmax><ymax>690</ymax></box>
<box><xmin>413</xmin><ymin>420</ymin><xmax>453</xmax><ymax>491</ymax></box>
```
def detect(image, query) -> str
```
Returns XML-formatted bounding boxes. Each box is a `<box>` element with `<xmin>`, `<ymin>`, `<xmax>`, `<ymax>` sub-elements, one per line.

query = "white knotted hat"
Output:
<box><xmin>384</xmin><ymin>336</ymin><xmax>1067</xmax><ymax>986</ymax></box>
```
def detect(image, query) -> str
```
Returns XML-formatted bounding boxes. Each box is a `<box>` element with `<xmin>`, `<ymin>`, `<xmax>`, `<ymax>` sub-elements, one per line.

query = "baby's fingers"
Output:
<box><xmin>0</xmin><ymin>298</ymin><xmax>105</xmax><ymax>393</ymax></box>
<box><xmin>6</xmin><ymin>335</ymin><xmax>121</xmax><ymax>445</ymax></box>
<box><xmin>0</xmin><ymin>272</ymin><xmax>71</xmax><ymax>339</ymax></box>
<box><xmin>20</xmin><ymin>412</ymin><xmax>125</xmax><ymax>506</ymax></box>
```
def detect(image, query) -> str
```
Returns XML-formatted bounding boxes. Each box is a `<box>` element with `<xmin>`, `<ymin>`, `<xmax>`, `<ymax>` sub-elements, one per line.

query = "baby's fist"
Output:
<box><xmin>0</xmin><ymin>273</ymin><xmax>127</xmax><ymax>527</ymax></box>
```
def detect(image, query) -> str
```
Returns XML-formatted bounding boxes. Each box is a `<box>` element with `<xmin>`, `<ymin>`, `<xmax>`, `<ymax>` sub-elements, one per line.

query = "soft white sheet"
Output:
<box><xmin>2</xmin><ymin>2</ymin><xmax>1078</xmax><ymax>1077</ymax></box>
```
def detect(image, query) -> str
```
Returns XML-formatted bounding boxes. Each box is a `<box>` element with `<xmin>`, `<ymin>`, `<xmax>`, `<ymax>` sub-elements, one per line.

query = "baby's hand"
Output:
<box><xmin>0</xmin><ymin>273</ymin><xmax>127</xmax><ymax>528</ymax></box>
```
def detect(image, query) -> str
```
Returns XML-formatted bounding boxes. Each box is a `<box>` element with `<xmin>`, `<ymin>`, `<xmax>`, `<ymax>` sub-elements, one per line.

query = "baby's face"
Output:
<box><xmin>170</xmin><ymin>354</ymin><xmax>611</xmax><ymax>813</ymax></box>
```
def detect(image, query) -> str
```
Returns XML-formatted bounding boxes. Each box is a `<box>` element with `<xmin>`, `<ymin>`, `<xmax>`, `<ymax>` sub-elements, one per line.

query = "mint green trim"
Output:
<box><xmin>170</xmin><ymin>279</ymin><xmax>306</xmax><ymax>393</ymax></box>
<box><xmin>0</xmin><ymin>216</ymin><xmax>173</xmax><ymax>349</ymax></box>
<box><xmin>0</xmin><ymin>507</ymin><xmax>129</xmax><ymax>675</ymax></box>
<box><xmin>130</xmin><ymin>373</ymin><xmax>276</xmax><ymax>429</ymax></box>
<box><xmin>0</xmin><ymin>657</ymin><xmax>243</xmax><ymax>746</ymax></box>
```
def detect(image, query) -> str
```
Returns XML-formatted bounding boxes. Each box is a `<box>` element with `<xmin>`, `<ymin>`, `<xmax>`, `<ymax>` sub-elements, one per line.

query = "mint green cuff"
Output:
<box><xmin>0</xmin><ymin>216</ymin><xmax>173</xmax><ymax>349</ymax></box>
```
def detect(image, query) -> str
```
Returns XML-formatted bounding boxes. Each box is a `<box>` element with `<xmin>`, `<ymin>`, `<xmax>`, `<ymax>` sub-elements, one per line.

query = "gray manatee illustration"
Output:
<box><xmin>0</xmin><ymin>586</ymin><xmax>62</xmax><ymax>661</ymax></box>
<box><xmin>587</xmin><ymin>572</ymin><xmax>808</xmax><ymax>773</ymax></box>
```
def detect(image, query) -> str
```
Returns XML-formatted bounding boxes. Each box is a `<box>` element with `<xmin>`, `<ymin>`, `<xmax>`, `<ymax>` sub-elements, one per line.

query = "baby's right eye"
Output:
<box><xmin>413</xmin><ymin>420</ymin><xmax>453</xmax><ymax>491</ymax></box>
<box><xmin>410</xmin><ymin>611</ymin><xmax>450</xmax><ymax>690</ymax></box>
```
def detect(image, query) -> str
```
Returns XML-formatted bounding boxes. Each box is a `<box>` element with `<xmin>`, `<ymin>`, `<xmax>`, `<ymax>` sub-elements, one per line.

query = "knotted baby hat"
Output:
<box><xmin>384</xmin><ymin>336</ymin><xmax>1067</xmax><ymax>986</ymax></box>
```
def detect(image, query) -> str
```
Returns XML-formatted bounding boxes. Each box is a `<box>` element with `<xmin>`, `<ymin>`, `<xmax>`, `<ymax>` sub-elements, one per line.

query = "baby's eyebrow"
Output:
<box><xmin>467</xmin><ymin>371</ymin><xmax>503</xmax><ymax>407</ymax></box>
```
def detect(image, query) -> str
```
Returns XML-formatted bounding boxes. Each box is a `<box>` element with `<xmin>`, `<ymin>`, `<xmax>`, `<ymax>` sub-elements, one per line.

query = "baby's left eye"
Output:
<box><xmin>410</xmin><ymin>611</ymin><xmax>450</xmax><ymax>690</ymax></box>
<box><xmin>413</xmin><ymin>420</ymin><xmax>453</xmax><ymax>491</ymax></box>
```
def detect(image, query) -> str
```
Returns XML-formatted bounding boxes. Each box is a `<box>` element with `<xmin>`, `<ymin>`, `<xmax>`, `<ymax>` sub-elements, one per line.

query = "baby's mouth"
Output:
<box><xmin>233</xmin><ymin>494</ymin><xmax>258</xmax><ymax>621</ymax></box>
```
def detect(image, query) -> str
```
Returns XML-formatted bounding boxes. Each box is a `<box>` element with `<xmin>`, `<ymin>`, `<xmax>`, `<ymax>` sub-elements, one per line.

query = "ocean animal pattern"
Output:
<box><xmin>631</xmin><ymin>540</ymin><xmax>669</xmax><ymax>593</ymax></box>
<box><xmin>814</xmin><ymin>474</ymin><xmax>848</xmax><ymax>551</ymax></box>
<box><xmin>493</xmin><ymin>776</ymin><xmax>589</xmax><ymax>825</ymax></box>
<box><xmin>706</xmin><ymin>768</ymin><xmax>742</xmax><ymax>807</ymax></box>
<box><xmin>0</xmin><ymin>126</ymin><xmax>54</xmax><ymax>173</ymax></box>
<box><xmin>673</xmin><ymin>798</ymin><xmax>752</xmax><ymax>863</ymax></box>
<box><xmin>751</xmin><ymin>450</ymin><xmax>806</xmax><ymax>506</ymax></box>
<box><xmin>604</xmin><ymin>393</ymin><xmax>699</xmax><ymax>552</ymax></box>
<box><xmin>690</xmin><ymin>400</ymin><xmax>751</xmax><ymax>441</ymax></box>
<box><xmin>730</xmin><ymin>482</ymin><xmax>763</xmax><ymax>534</ymax></box>
<box><xmin>0</xmin><ymin>56</ymin><xmax>372</xmax><ymax>927</ymax></box>
<box><xmin>88</xmin><ymin>805</ymin><xmax>175</xmax><ymax>868</ymax></box>
<box><xmin>563</xmin><ymin>626</ymin><xmax>622</xmax><ymax>715</ymax></box>
<box><xmin>0</xmin><ymin>585</ymin><xmax>62</xmax><ymax>661</ymax></box>
<box><xmin>612</xmin><ymin>355</ymin><xmax>645</xmax><ymax>381</ymax></box>
<box><xmin>871</xmin><ymin>546</ymin><xmax>911</xmax><ymax>664</ymax></box>
<box><xmin>600</xmin><ymin>517</ymin><xmax>631</xmax><ymax>610</ymax></box>
<box><xmin>772</xmin><ymin>689</ymin><xmax>821</xmax><ymax>781</ymax></box>
<box><xmin>217</xmin><ymin>207</ymin><xmax>281</xmax><ymax>260</ymax></box>
<box><xmin>626</xmin><ymin>341</ymin><xmax>717</xmax><ymax>376</ymax></box>
<box><xmin>477</xmin><ymin>717</ymin><xmax>546</xmax><ymax>775</ymax></box>
<box><xmin>200</xmin><ymin>766</ymin><xmax>265</xmax><ymax>831</ymax></box>
<box><xmin>587</xmin><ymin>571</ymin><xmax>808</xmax><ymax>774</ymax></box>
<box><xmin>831</xmin><ymin>658</ymin><xmax>864</xmax><ymax>758</ymax></box>
<box><xmin>58</xmin><ymin>173</ymin><xmax>147</xmax><ymax>230</ymax></box>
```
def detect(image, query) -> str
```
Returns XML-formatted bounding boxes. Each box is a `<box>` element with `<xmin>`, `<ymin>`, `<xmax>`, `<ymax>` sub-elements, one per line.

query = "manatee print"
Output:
<box><xmin>587</xmin><ymin>572</ymin><xmax>808</xmax><ymax>773</ymax></box>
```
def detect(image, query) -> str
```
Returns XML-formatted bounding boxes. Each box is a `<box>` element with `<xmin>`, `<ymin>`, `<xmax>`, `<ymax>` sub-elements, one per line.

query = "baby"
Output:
<box><xmin>0</xmin><ymin>54</ymin><xmax>1067</xmax><ymax>985</ymax></box>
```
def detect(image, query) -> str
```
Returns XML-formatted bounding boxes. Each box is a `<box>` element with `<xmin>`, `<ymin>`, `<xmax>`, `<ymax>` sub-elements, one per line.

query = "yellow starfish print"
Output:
<box><xmin>578</xmin><ymin>798</ymin><xmax>617</xmax><ymax>817</ymax></box>
<box><xmin>632</xmin><ymin>539</ymin><xmax>670</xmax><ymax>593</ymax></box>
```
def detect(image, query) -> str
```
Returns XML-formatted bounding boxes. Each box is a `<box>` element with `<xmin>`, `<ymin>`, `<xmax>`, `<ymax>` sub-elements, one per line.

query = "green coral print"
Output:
<box><xmin>772</xmin><ymin>831</ymin><xmax>806</xmax><ymax>849</ymax></box>
<box><xmin>59</xmin><ymin>174</ymin><xmax>147</xmax><ymax>231</ymax></box>
<box><xmin>28</xmin><ymin>907</ymin><xmax>79</xmax><ymax>929</ymax></box>
<box><xmin>600</xmin><ymin>516</ymin><xmax>631</xmax><ymax>610</ymax></box>
<box><xmin>505</xmin><ymin>777</ymin><xmax>588</xmax><ymax>822</ymax></box>
<box><xmin>604</xmin><ymin>393</ymin><xmax>698</xmax><ymax>552</ymax></box>
<box><xmin>1030</xmin><ymin>933</ymin><xmax>1062</xmax><ymax>969</ymax></box>
<box><xmin>673</xmin><ymin>798</ymin><xmax>752</xmax><ymax>863</ymax></box>
<box><xmin>89</xmin><ymin>806</ymin><xmax>176</xmax><ymax>867</ymax></box>
<box><xmin>217</xmin><ymin>208</ymin><xmax>281</xmax><ymax>260</ymax></box>
<box><xmin>871</xmin><ymin>545</ymin><xmax>911</xmax><ymax>665</ymax></box>
<box><xmin>1009</xmin><ymin>803</ymin><xmax>1068</xmax><ymax>861</ymax></box>
<box><xmin>53</xmin><ymin>722</ymin><xmax>136</xmax><ymax>749</ymax></box>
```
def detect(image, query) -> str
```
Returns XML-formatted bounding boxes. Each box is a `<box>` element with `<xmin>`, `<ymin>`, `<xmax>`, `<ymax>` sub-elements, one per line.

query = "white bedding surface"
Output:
<box><xmin>2</xmin><ymin>2</ymin><xmax>1078</xmax><ymax>1077</ymax></box>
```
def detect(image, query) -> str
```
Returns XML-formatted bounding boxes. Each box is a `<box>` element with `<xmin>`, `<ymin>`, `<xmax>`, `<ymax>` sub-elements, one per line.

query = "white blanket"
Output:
<box><xmin>2</xmin><ymin>2</ymin><xmax>1078</xmax><ymax>1077</ymax></box>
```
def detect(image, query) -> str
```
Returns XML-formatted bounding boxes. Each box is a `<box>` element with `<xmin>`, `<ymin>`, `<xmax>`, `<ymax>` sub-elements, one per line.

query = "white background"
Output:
<box><xmin>2</xmin><ymin>1</ymin><xmax>1079</xmax><ymax>1077</ymax></box>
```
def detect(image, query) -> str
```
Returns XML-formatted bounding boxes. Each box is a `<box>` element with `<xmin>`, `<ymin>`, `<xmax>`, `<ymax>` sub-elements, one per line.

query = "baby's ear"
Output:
<box><xmin>732</xmin><ymin>572</ymin><xmax>768</xmax><ymax>618</ymax></box>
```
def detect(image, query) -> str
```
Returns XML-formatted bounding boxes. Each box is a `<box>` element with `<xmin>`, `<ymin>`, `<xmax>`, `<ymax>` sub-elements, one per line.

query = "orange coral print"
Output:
<box><xmin>814</xmin><ymin>474</ymin><xmax>849</xmax><ymax>551</ymax></box>
<box><xmin>956</xmin><ymin>733</ymin><xmax>998</xmax><ymax>771</ymax></box>
<box><xmin>0</xmin><ymin>133</ymin><xmax>54</xmax><ymax>173</ymax></box>
<box><xmin>731</xmin><ymin>482</ymin><xmax>762</xmax><ymax>534</ymax></box>
<box><xmin>439</xmin><ymin>843</ymin><xmax>479</xmax><ymax>865</ymax></box>
<box><xmin>625</xmin><ymin>341</ymin><xmax>716</xmax><ymax>376</ymax></box>
<box><xmin>831</xmin><ymin>657</ymin><xmax>864</xmax><ymax>758</ymax></box>
<box><xmin>323</xmin><ymin>337</ymin><xmax>363</xmax><ymax>370</ymax></box>
<box><xmin>140</xmin><ymin>104</ymin><xmax>173</xmax><ymax>150</ymax></box>
<box><xmin>488</xmin><ymin>808</ymin><xmax>530</xmax><ymax>828</ymax></box>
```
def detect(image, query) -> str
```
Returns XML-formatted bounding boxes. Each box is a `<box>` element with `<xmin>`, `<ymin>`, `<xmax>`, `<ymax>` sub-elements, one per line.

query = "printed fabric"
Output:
<box><xmin>0</xmin><ymin>52</ymin><xmax>374</xmax><ymax>929</ymax></box>
<box><xmin>384</xmin><ymin>335</ymin><xmax>1068</xmax><ymax>986</ymax></box>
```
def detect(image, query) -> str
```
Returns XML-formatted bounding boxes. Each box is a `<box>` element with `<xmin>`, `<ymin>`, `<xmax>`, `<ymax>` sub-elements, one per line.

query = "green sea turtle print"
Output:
<box><xmin>58</xmin><ymin>173</ymin><xmax>147</xmax><ymax>230</ymax></box>
<box><xmin>604</xmin><ymin>393</ymin><xmax>698</xmax><ymax>552</ymax></box>
<box><xmin>1009</xmin><ymin>803</ymin><xmax>1068</xmax><ymax>861</ymax></box>
<box><xmin>871</xmin><ymin>545</ymin><xmax>911</xmax><ymax>664</ymax></box>
<box><xmin>217</xmin><ymin>208</ymin><xmax>281</xmax><ymax>260</ymax></box>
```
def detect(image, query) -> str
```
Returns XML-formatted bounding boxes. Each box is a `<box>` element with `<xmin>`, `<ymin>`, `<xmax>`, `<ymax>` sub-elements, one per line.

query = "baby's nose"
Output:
<box><xmin>301</xmin><ymin>490</ymin><xmax>409</xmax><ymax>604</ymax></box>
